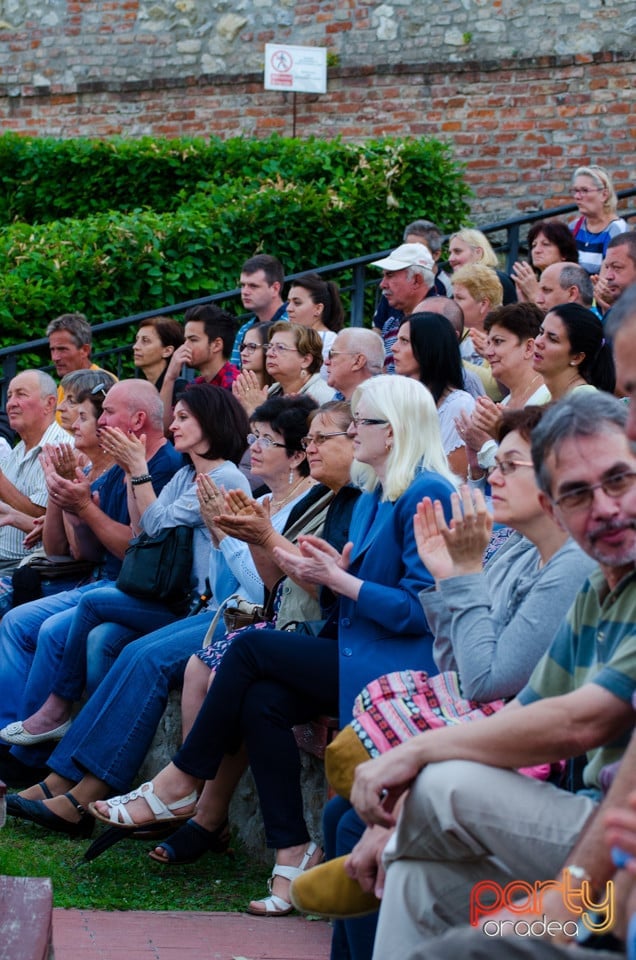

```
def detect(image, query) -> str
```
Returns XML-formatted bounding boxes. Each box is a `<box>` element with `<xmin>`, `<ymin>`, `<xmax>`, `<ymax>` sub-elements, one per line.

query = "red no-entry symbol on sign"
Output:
<box><xmin>271</xmin><ymin>50</ymin><xmax>293</xmax><ymax>73</ymax></box>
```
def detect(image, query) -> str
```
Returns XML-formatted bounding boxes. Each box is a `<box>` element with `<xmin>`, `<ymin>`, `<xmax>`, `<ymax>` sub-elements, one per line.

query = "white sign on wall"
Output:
<box><xmin>264</xmin><ymin>44</ymin><xmax>327</xmax><ymax>94</ymax></box>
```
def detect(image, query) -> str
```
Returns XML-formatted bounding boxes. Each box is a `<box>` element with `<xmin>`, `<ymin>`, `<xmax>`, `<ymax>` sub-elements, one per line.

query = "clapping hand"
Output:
<box><xmin>40</xmin><ymin>443</ymin><xmax>85</xmax><ymax>481</ymax></box>
<box><xmin>414</xmin><ymin>485</ymin><xmax>491</xmax><ymax>581</ymax></box>
<box><xmin>471</xmin><ymin>396</ymin><xmax>503</xmax><ymax>441</ymax></box>
<box><xmin>98</xmin><ymin>427</ymin><xmax>147</xmax><ymax>476</ymax></box>
<box><xmin>273</xmin><ymin>534</ymin><xmax>352</xmax><ymax>590</ymax></box>
<box><xmin>210</xmin><ymin>486</ymin><xmax>275</xmax><ymax>546</ymax></box>
<box><xmin>510</xmin><ymin>261</ymin><xmax>539</xmax><ymax>303</ymax></box>
<box><xmin>232</xmin><ymin>371</ymin><xmax>268</xmax><ymax>417</ymax></box>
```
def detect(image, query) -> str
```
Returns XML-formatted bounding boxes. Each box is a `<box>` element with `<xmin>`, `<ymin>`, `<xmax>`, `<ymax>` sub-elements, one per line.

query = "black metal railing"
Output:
<box><xmin>1</xmin><ymin>188</ymin><xmax>634</xmax><ymax>403</ymax></box>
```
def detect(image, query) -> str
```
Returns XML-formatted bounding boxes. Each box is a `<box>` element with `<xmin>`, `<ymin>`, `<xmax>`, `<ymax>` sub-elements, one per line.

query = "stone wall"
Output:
<box><xmin>0</xmin><ymin>3</ymin><xmax>634</xmax><ymax>220</ymax></box>
<box><xmin>0</xmin><ymin>0</ymin><xmax>633</xmax><ymax>85</ymax></box>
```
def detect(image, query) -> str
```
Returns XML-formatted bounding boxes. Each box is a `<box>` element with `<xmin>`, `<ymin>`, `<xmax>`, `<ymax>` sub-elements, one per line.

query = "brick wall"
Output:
<box><xmin>2</xmin><ymin>52</ymin><xmax>633</xmax><ymax>219</ymax></box>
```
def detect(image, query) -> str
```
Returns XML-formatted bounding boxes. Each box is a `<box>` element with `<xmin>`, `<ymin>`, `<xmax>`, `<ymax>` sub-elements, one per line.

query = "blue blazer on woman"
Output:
<box><xmin>336</xmin><ymin>469</ymin><xmax>455</xmax><ymax>721</ymax></box>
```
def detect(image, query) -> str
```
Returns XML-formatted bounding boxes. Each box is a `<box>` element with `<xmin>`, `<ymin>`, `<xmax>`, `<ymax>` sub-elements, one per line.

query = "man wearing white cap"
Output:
<box><xmin>370</xmin><ymin>243</ymin><xmax>436</xmax><ymax>372</ymax></box>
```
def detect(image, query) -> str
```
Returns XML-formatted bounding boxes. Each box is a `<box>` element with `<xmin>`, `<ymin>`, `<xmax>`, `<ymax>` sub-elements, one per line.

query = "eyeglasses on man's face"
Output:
<box><xmin>552</xmin><ymin>471</ymin><xmax>636</xmax><ymax>513</ymax></box>
<box><xmin>327</xmin><ymin>349</ymin><xmax>359</xmax><ymax>361</ymax></box>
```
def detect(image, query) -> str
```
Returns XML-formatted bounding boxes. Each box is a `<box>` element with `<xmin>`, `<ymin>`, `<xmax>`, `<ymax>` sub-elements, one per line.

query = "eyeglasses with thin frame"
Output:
<box><xmin>327</xmin><ymin>349</ymin><xmax>360</xmax><ymax>361</ymax></box>
<box><xmin>351</xmin><ymin>417</ymin><xmax>389</xmax><ymax>428</ymax></box>
<box><xmin>486</xmin><ymin>458</ymin><xmax>534</xmax><ymax>479</ymax></box>
<box><xmin>239</xmin><ymin>340</ymin><xmax>265</xmax><ymax>355</ymax></box>
<box><xmin>247</xmin><ymin>433</ymin><xmax>286</xmax><ymax>450</ymax></box>
<box><xmin>552</xmin><ymin>471</ymin><xmax>636</xmax><ymax>513</ymax></box>
<box><xmin>572</xmin><ymin>187</ymin><xmax>603</xmax><ymax>197</ymax></box>
<box><xmin>264</xmin><ymin>342</ymin><xmax>299</xmax><ymax>356</ymax></box>
<box><xmin>301</xmin><ymin>432</ymin><xmax>349</xmax><ymax>449</ymax></box>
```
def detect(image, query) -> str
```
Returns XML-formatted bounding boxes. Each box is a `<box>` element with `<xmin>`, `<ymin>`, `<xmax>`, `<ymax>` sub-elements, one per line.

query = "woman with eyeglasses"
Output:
<box><xmin>136</xmin><ymin>399</ymin><xmax>360</xmax><ymax>865</ymax></box>
<box><xmin>266</xmin><ymin>321</ymin><xmax>336</xmax><ymax>402</ymax></box>
<box><xmin>5</xmin><ymin>398</ymin><xmax>357</xmax><ymax>842</ymax></box>
<box><xmin>232</xmin><ymin>321</ymin><xmax>335</xmax><ymax>417</ymax></box>
<box><xmin>231</xmin><ymin>321</ymin><xmax>275</xmax><ymax>418</ymax></box>
<box><xmin>532</xmin><ymin>302</ymin><xmax>616</xmax><ymax>401</ymax></box>
<box><xmin>569</xmin><ymin>165</ymin><xmax>628</xmax><ymax>275</ymax></box>
<box><xmin>299</xmin><ymin>406</ymin><xmax>595</xmax><ymax>960</ymax></box>
<box><xmin>88</xmin><ymin>376</ymin><xmax>455</xmax><ymax>915</ymax></box>
<box><xmin>286</xmin><ymin>273</ymin><xmax>345</xmax><ymax>379</ymax></box>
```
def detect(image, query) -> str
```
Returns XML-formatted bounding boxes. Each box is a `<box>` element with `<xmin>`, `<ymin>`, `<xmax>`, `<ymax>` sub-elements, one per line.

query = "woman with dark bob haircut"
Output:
<box><xmin>4</xmin><ymin>384</ymin><xmax>252</xmax><ymax>747</ymax></box>
<box><xmin>511</xmin><ymin>220</ymin><xmax>579</xmax><ymax>303</ymax></box>
<box><xmin>533</xmin><ymin>302</ymin><xmax>616</xmax><ymax>399</ymax></box>
<box><xmin>179</xmin><ymin>381</ymin><xmax>250</xmax><ymax>468</ymax></box>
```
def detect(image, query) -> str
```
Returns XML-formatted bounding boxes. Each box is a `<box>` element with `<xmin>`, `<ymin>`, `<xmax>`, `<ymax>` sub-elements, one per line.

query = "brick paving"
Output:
<box><xmin>52</xmin><ymin>909</ymin><xmax>332</xmax><ymax>960</ymax></box>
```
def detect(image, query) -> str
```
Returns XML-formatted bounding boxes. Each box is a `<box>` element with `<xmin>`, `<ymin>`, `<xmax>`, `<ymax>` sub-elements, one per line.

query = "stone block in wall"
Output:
<box><xmin>137</xmin><ymin>690</ymin><xmax>328</xmax><ymax>861</ymax></box>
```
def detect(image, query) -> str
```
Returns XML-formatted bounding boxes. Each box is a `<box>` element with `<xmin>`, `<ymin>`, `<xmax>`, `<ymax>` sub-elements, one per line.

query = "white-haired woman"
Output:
<box><xmin>89</xmin><ymin>375</ymin><xmax>457</xmax><ymax>916</ymax></box>
<box><xmin>569</xmin><ymin>164</ymin><xmax>628</xmax><ymax>275</ymax></box>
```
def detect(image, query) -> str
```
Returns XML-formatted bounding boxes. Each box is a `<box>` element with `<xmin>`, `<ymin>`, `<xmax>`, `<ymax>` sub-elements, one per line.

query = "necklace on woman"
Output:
<box><xmin>512</xmin><ymin>374</ymin><xmax>543</xmax><ymax>407</ymax></box>
<box><xmin>270</xmin><ymin>475</ymin><xmax>314</xmax><ymax>512</ymax></box>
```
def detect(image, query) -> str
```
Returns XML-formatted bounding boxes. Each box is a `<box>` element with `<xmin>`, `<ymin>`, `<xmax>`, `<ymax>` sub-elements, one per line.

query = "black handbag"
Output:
<box><xmin>116</xmin><ymin>525</ymin><xmax>194</xmax><ymax>607</ymax></box>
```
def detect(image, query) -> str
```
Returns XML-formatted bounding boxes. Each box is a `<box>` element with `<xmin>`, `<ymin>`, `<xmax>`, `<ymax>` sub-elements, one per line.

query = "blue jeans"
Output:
<box><xmin>0</xmin><ymin>580</ymin><xmax>112</xmax><ymax>735</ymax></box>
<box><xmin>50</xmin><ymin>585</ymin><xmax>182</xmax><ymax>703</ymax></box>
<box><xmin>323</xmin><ymin>796</ymin><xmax>378</xmax><ymax>960</ymax></box>
<box><xmin>48</xmin><ymin>611</ymin><xmax>214</xmax><ymax>792</ymax></box>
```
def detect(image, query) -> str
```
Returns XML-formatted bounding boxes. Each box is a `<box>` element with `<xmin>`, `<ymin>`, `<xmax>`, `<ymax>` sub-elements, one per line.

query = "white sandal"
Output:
<box><xmin>248</xmin><ymin>841</ymin><xmax>322</xmax><ymax>917</ymax></box>
<box><xmin>87</xmin><ymin>781</ymin><xmax>197</xmax><ymax>830</ymax></box>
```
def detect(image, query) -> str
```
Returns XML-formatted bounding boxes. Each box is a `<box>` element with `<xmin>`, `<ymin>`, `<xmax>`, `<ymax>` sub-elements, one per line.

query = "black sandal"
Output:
<box><xmin>6</xmin><ymin>780</ymin><xmax>52</xmax><ymax>816</ymax></box>
<box><xmin>148</xmin><ymin>817</ymin><xmax>231</xmax><ymax>865</ymax></box>
<box><xmin>8</xmin><ymin>790</ymin><xmax>94</xmax><ymax>839</ymax></box>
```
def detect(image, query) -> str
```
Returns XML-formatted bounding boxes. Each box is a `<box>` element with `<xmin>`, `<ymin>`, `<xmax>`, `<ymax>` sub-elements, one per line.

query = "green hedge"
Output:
<box><xmin>0</xmin><ymin>134</ymin><xmax>471</xmax><ymax>346</ymax></box>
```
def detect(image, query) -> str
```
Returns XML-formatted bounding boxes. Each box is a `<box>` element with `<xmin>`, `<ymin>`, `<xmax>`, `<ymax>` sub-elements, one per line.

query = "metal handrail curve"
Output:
<box><xmin>1</xmin><ymin>188</ymin><xmax>634</xmax><ymax>401</ymax></box>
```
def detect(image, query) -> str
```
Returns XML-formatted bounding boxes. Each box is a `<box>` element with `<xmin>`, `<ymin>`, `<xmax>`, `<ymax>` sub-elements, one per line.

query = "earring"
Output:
<box><xmin>385</xmin><ymin>440</ymin><xmax>393</xmax><ymax>451</ymax></box>
<box><xmin>289</xmin><ymin>467</ymin><xmax>295</xmax><ymax>485</ymax></box>
<box><xmin>299</xmin><ymin>369</ymin><xmax>309</xmax><ymax>381</ymax></box>
<box><xmin>569</xmin><ymin>361</ymin><xmax>578</xmax><ymax>367</ymax></box>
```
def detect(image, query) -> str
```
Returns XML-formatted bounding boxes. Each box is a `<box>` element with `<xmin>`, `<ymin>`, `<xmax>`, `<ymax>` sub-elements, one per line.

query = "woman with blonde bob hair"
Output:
<box><xmin>569</xmin><ymin>164</ymin><xmax>628</xmax><ymax>275</ymax></box>
<box><xmin>448</xmin><ymin>227</ymin><xmax>517</xmax><ymax>304</ymax></box>
<box><xmin>88</xmin><ymin>375</ymin><xmax>456</xmax><ymax>918</ymax></box>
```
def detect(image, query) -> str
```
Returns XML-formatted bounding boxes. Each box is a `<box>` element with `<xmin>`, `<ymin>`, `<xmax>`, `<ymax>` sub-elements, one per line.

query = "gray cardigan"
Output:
<box><xmin>420</xmin><ymin>532</ymin><xmax>597</xmax><ymax>702</ymax></box>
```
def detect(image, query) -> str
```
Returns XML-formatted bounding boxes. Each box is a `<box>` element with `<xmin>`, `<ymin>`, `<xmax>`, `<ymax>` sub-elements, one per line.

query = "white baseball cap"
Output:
<box><xmin>371</xmin><ymin>242</ymin><xmax>435</xmax><ymax>272</ymax></box>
